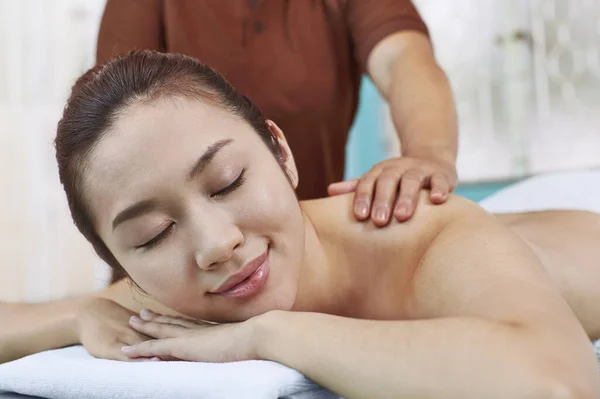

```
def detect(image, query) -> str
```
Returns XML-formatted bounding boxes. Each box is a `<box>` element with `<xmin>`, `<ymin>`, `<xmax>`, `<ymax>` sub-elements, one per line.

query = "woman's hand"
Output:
<box><xmin>122</xmin><ymin>309</ymin><xmax>258</xmax><ymax>362</ymax></box>
<box><xmin>328</xmin><ymin>156</ymin><xmax>457</xmax><ymax>226</ymax></box>
<box><xmin>76</xmin><ymin>297</ymin><xmax>153</xmax><ymax>361</ymax></box>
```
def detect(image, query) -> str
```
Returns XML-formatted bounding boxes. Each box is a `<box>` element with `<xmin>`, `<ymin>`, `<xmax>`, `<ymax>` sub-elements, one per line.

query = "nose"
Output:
<box><xmin>192</xmin><ymin>211</ymin><xmax>244</xmax><ymax>271</ymax></box>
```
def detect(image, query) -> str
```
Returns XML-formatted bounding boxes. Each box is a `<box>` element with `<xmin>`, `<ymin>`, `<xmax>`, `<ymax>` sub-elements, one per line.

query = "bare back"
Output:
<box><xmin>498</xmin><ymin>211</ymin><xmax>600</xmax><ymax>337</ymax></box>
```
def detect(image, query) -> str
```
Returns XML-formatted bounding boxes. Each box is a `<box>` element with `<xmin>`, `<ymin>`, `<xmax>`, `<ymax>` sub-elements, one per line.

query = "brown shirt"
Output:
<box><xmin>97</xmin><ymin>0</ymin><xmax>428</xmax><ymax>200</ymax></box>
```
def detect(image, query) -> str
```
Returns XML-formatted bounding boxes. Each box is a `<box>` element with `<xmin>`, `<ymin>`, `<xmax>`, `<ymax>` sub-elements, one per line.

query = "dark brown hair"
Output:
<box><xmin>55</xmin><ymin>50</ymin><xmax>282</xmax><ymax>278</ymax></box>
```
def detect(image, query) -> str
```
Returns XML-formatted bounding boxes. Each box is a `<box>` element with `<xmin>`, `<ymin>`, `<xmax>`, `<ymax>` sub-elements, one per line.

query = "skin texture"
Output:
<box><xmin>73</xmin><ymin>95</ymin><xmax>600</xmax><ymax>398</ymax></box>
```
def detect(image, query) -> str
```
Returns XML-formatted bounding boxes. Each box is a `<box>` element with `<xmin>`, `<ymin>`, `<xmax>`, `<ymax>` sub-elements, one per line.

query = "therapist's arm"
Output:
<box><xmin>367</xmin><ymin>31</ymin><xmax>458</xmax><ymax>219</ymax></box>
<box><xmin>368</xmin><ymin>31</ymin><xmax>458</xmax><ymax>171</ymax></box>
<box><xmin>331</xmin><ymin>31</ymin><xmax>459</xmax><ymax>224</ymax></box>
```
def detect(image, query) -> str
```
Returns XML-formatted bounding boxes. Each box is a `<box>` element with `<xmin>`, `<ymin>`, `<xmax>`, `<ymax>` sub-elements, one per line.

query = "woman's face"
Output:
<box><xmin>85</xmin><ymin>97</ymin><xmax>305</xmax><ymax>322</ymax></box>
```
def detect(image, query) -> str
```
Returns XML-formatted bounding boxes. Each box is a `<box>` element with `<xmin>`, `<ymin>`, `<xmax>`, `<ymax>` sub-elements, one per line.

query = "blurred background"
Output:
<box><xmin>1</xmin><ymin>0</ymin><xmax>599</xmax><ymax>302</ymax></box>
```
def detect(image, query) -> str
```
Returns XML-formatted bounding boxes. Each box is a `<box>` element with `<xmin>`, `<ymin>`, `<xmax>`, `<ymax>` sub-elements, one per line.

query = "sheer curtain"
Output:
<box><xmin>0</xmin><ymin>0</ymin><xmax>108</xmax><ymax>302</ymax></box>
<box><xmin>408</xmin><ymin>0</ymin><xmax>600</xmax><ymax>181</ymax></box>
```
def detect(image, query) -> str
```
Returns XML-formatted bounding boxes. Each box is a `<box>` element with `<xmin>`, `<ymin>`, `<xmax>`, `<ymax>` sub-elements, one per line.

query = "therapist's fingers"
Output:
<box><xmin>327</xmin><ymin>179</ymin><xmax>358</xmax><ymax>197</ymax></box>
<box><xmin>370</xmin><ymin>168</ymin><xmax>401</xmax><ymax>226</ymax></box>
<box><xmin>353</xmin><ymin>168</ymin><xmax>381</xmax><ymax>220</ymax></box>
<box><xmin>429</xmin><ymin>172</ymin><xmax>450</xmax><ymax>204</ymax></box>
<box><xmin>393</xmin><ymin>169</ymin><xmax>424</xmax><ymax>222</ymax></box>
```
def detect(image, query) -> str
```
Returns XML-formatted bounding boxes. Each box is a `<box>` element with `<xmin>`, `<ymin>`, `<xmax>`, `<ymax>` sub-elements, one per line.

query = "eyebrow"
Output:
<box><xmin>112</xmin><ymin>199</ymin><xmax>160</xmax><ymax>231</ymax></box>
<box><xmin>186</xmin><ymin>139</ymin><xmax>233</xmax><ymax>181</ymax></box>
<box><xmin>111</xmin><ymin>138</ymin><xmax>233</xmax><ymax>231</ymax></box>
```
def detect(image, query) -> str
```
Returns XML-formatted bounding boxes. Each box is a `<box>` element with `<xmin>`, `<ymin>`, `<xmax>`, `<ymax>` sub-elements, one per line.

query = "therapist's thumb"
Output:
<box><xmin>327</xmin><ymin>179</ymin><xmax>358</xmax><ymax>196</ymax></box>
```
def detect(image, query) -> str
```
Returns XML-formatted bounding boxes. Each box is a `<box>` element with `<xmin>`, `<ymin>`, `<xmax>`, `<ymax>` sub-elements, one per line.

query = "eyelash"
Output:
<box><xmin>136</xmin><ymin>169</ymin><xmax>246</xmax><ymax>251</ymax></box>
<box><xmin>211</xmin><ymin>168</ymin><xmax>246</xmax><ymax>199</ymax></box>
<box><xmin>136</xmin><ymin>223</ymin><xmax>174</xmax><ymax>250</ymax></box>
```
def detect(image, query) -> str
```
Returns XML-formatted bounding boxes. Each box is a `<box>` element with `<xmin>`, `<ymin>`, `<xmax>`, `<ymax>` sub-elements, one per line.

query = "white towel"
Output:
<box><xmin>0</xmin><ymin>346</ymin><xmax>338</xmax><ymax>399</ymax></box>
<box><xmin>478</xmin><ymin>169</ymin><xmax>600</xmax><ymax>214</ymax></box>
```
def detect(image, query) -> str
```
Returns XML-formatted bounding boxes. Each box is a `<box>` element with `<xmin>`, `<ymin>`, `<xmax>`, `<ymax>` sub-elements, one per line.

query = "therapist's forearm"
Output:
<box><xmin>388</xmin><ymin>51</ymin><xmax>458</xmax><ymax>166</ymax></box>
<box><xmin>0</xmin><ymin>296</ymin><xmax>81</xmax><ymax>364</ymax></box>
<box><xmin>255</xmin><ymin>311</ymin><xmax>587</xmax><ymax>399</ymax></box>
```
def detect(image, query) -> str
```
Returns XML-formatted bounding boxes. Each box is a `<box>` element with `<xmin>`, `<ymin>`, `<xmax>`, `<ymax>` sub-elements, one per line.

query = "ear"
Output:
<box><xmin>266</xmin><ymin>120</ymin><xmax>298</xmax><ymax>189</ymax></box>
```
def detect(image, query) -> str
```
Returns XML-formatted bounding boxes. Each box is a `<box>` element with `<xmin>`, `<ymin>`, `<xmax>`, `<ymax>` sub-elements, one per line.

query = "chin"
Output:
<box><xmin>226</xmin><ymin>282</ymin><xmax>297</xmax><ymax>322</ymax></box>
<box><xmin>242</xmin><ymin>291</ymin><xmax>297</xmax><ymax>322</ymax></box>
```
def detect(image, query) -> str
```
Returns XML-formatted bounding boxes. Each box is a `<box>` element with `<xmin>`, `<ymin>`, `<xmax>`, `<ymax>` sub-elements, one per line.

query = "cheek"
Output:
<box><xmin>240</xmin><ymin>165</ymin><xmax>298</xmax><ymax>226</ymax></box>
<box><xmin>119</xmin><ymin>249</ymin><xmax>192</xmax><ymax>304</ymax></box>
<box><xmin>239</xmin><ymin>166</ymin><xmax>304</xmax><ymax>286</ymax></box>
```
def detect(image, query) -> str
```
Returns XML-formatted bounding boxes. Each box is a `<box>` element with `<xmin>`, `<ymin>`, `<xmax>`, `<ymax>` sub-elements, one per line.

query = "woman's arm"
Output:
<box><xmin>0</xmin><ymin>278</ymin><xmax>176</xmax><ymax>364</ymax></box>
<box><xmin>0</xmin><ymin>296</ymin><xmax>80</xmax><ymax>364</ymax></box>
<box><xmin>254</xmin><ymin>214</ymin><xmax>600</xmax><ymax>399</ymax></box>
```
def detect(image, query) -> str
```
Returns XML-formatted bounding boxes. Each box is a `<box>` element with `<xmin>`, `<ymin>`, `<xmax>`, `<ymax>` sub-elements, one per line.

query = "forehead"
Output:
<box><xmin>84</xmin><ymin>98</ymin><xmax>257</xmax><ymax>225</ymax></box>
<box><xmin>88</xmin><ymin>97</ymin><xmax>254</xmax><ymax>178</ymax></box>
<box><xmin>100</xmin><ymin>97</ymin><xmax>248</xmax><ymax>160</ymax></box>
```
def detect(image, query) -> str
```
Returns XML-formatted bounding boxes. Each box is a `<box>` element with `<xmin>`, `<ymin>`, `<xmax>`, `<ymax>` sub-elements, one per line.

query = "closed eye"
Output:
<box><xmin>211</xmin><ymin>169</ymin><xmax>246</xmax><ymax>199</ymax></box>
<box><xmin>136</xmin><ymin>223</ymin><xmax>175</xmax><ymax>250</ymax></box>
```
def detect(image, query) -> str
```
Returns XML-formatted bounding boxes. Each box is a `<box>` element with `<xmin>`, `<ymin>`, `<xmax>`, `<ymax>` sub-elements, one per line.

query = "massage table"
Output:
<box><xmin>1</xmin><ymin>169</ymin><xmax>599</xmax><ymax>398</ymax></box>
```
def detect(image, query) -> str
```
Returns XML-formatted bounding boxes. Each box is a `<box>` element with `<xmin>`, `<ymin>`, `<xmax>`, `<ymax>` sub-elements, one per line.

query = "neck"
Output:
<box><xmin>290</xmin><ymin>208</ymin><xmax>356</xmax><ymax>315</ymax></box>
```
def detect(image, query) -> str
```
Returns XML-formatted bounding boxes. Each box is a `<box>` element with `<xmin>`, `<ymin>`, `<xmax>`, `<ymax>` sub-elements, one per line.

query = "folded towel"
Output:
<box><xmin>0</xmin><ymin>346</ymin><xmax>338</xmax><ymax>399</ymax></box>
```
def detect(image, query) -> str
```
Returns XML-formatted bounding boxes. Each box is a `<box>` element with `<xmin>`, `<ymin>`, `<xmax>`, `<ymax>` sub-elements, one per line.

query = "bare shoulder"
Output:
<box><xmin>303</xmin><ymin>193</ymin><xmax>568</xmax><ymax>311</ymax></box>
<box><xmin>301</xmin><ymin>192</ymin><xmax>498</xmax><ymax>277</ymax></box>
<box><xmin>302</xmin><ymin>194</ymin><xmax>591</xmax><ymax>328</ymax></box>
<box><xmin>301</xmin><ymin>191</ymin><xmax>492</xmax><ymax>248</ymax></box>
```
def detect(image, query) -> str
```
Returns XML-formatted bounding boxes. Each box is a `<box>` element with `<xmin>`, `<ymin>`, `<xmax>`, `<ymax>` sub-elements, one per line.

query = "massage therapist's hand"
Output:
<box><xmin>328</xmin><ymin>156</ymin><xmax>457</xmax><ymax>226</ymax></box>
<box><xmin>122</xmin><ymin>309</ymin><xmax>257</xmax><ymax>362</ymax></box>
<box><xmin>76</xmin><ymin>297</ymin><xmax>152</xmax><ymax>361</ymax></box>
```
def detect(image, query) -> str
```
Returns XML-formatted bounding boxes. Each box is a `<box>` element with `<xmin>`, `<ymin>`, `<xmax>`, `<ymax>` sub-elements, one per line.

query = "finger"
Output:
<box><xmin>96</xmin><ymin>341</ymin><xmax>136</xmax><ymax>362</ymax></box>
<box><xmin>140</xmin><ymin>309</ymin><xmax>200</xmax><ymax>329</ymax></box>
<box><xmin>429</xmin><ymin>172</ymin><xmax>450</xmax><ymax>204</ymax></box>
<box><xmin>353</xmin><ymin>168</ymin><xmax>381</xmax><ymax>221</ymax></box>
<box><xmin>122</xmin><ymin>338</ymin><xmax>180</xmax><ymax>360</ymax></box>
<box><xmin>327</xmin><ymin>179</ymin><xmax>358</xmax><ymax>196</ymax></box>
<box><xmin>370</xmin><ymin>169</ymin><xmax>401</xmax><ymax>227</ymax></box>
<box><xmin>393</xmin><ymin>169</ymin><xmax>424</xmax><ymax>222</ymax></box>
<box><xmin>129</xmin><ymin>316</ymin><xmax>189</xmax><ymax>339</ymax></box>
<box><xmin>121</xmin><ymin>329</ymin><xmax>153</xmax><ymax>346</ymax></box>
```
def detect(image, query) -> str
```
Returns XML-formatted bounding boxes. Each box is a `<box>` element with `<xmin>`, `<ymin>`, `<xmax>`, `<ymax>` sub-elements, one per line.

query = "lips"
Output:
<box><xmin>210</xmin><ymin>249</ymin><xmax>269</xmax><ymax>295</ymax></box>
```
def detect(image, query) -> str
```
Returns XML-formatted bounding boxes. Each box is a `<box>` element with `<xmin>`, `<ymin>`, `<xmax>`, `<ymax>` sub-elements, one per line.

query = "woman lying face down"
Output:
<box><xmin>55</xmin><ymin>51</ymin><xmax>600</xmax><ymax>398</ymax></box>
